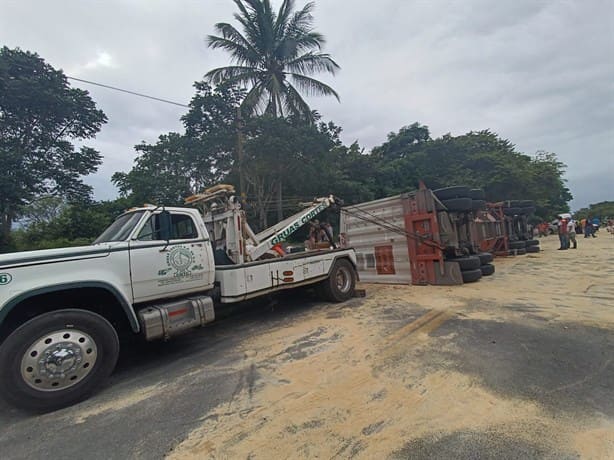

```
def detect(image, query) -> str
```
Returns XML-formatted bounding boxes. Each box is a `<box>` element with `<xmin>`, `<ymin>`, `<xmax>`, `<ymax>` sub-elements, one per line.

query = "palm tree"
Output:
<box><xmin>205</xmin><ymin>0</ymin><xmax>340</xmax><ymax>120</ymax></box>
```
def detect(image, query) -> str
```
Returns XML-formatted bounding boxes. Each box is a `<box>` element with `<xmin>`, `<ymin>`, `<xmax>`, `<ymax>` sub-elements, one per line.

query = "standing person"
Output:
<box><xmin>592</xmin><ymin>216</ymin><xmax>600</xmax><ymax>236</ymax></box>
<box><xmin>567</xmin><ymin>218</ymin><xmax>577</xmax><ymax>249</ymax></box>
<box><xmin>558</xmin><ymin>216</ymin><xmax>569</xmax><ymax>250</ymax></box>
<box><xmin>584</xmin><ymin>216</ymin><xmax>592</xmax><ymax>238</ymax></box>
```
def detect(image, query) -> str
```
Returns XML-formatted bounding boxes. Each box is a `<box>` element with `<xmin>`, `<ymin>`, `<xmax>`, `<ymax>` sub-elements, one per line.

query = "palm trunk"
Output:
<box><xmin>277</xmin><ymin>178</ymin><xmax>283</xmax><ymax>222</ymax></box>
<box><xmin>0</xmin><ymin>211</ymin><xmax>14</xmax><ymax>253</ymax></box>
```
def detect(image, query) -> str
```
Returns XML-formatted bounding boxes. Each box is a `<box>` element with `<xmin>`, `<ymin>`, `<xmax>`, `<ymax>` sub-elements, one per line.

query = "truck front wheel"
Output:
<box><xmin>318</xmin><ymin>259</ymin><xmax>356</xmax><ymax>302</ymax></box>
<box><xmin>0</xmin><ymin>309</ymin><xmax>119</xmax><ymax>412</ymax></box>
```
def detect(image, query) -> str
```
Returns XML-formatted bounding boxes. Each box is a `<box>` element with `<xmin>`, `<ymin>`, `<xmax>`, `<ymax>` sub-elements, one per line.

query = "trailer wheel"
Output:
<box><xmin>476</xmin><ymin>252</ymin><xmax>494</xmax><ymax>264</ymax></box>
<box><xmin>503</xmin><ymin>207</ymin><xmax>521</xmax><ymax>216</ymax></box>
<box><xmin>442</xmin><ymin>197</ymin><xmax>473</xmax><ymax>212</ymax></box>
<box><xmin>319</xmin><ymin>259</ymin><xmax>356</xmax><ymax>302</ymax></box>
<box><xmin>0</xmin><ymin>309</ymin><xmax>119</xmax><ymax>412</ymax></box>
<box><xmin>433</xmin><ymin>186</ymin><xmax>470</xmax><ymax>200</ymax></box>
<box><xmin>509</xmin><ymin>240</ymin><xmax>526</xmax><ymax>250</ymax></box>
<box><xmin>461</xmin><ymin>268</ymin><xmax>482</xmax><ymax>283</ymax></box>
<box><xmin>451</xmin><ymin>255</ymin><xmax>481</xmax><ymax>271</ymax></box>
<box><xmin>471</xmin><ymin>199</ymin><xmax>487</xmax><ymax>211</ymax></box>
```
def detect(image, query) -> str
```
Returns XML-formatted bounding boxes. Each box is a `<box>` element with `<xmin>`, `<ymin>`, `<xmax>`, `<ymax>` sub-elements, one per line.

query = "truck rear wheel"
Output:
<box><xmin>0</xmin><ymin>309</ymin><xmax>119</xmax><ymax>412</ymax></box>
<box><xmin>318</xmin><ymin>259</ymin><xmax>356</xmax><ymax>302</ymax></box>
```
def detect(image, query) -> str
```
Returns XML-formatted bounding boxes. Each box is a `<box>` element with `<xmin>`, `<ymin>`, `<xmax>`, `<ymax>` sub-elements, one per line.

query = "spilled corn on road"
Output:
<box><xmin>1</xmin><ymin>235</ymin><xmax>613</xmax><ymax>459</ymax></box>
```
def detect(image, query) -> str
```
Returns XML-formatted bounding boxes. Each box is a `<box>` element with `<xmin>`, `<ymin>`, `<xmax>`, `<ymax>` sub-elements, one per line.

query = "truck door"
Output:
<box><xmin>129</xmin><ymin>211</ymin><xmax>213</xmax><ymax>302</ymax></box>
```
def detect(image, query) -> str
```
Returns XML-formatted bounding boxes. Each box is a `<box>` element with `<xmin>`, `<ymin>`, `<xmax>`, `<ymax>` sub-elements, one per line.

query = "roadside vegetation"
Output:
<box><xmin>1</xmin><ymin>0</ymin><xmax>573</xmax><ymax>253</ymax></box>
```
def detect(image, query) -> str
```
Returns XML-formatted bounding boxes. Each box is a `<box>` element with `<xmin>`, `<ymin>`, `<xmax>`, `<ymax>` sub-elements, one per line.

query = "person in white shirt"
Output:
<box><xmin>567</xmin><ymin>219</ymin><xmax>577</xmax><ymax>249</ymax></box>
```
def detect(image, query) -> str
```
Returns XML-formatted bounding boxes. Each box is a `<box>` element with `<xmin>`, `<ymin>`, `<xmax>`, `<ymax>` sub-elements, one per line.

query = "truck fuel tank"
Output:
<box><xmin>138</xmin><ymin>296</ymin><xmax>215</xmax><ymax>341</ymax></box>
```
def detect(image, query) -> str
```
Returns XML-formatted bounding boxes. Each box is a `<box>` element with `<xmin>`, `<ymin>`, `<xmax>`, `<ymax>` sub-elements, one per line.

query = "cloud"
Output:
<box><xmin>2</xmin><ymin>0</ymin><xmax>612</xmax><ymax>209</ymax></box>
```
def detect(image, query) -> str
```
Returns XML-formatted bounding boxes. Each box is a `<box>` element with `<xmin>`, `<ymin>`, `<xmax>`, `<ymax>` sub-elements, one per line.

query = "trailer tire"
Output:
<box><xmin>503</xmin><ymin>207</ymin><xmax>521</xmax><ymax>216</ymax></box>
<box><xmin>509</xmin><ymin>240</ymin><xmax>526</xmax><ymax>250</ymax></box>
<box><xmin>516</xmin><ymin>248</ymin><xmax>527</xmax><ymax>255</ymax></box>
<box><xmin>469</xmin><ymin>189</ymin><xmax>485</xmax><ymax>200</ymax></box>
<box><xmin>526</xmin><ymin>245</ymin><xmax>540</xmax><ymax>253</ymax></box>
<box><xmin>319</xmin><ymin>259</ymin><xmax>356</xmax><ymax>303</ymax></box>
<box><xmin>0</xmin><ymin>309</ymin><xmax>119</xmax><ymax>412</ymax></box>
<box><xmin>442</xmin><ymin>197</ymin><xmax>473</xmax><ymax>212</ymax></box>
<box><xmin>433</xmin><ymin>186</ymin><xmax>470</xmax><ymax>200</ymax></box>
<box><xmin>476</xmin><ymin>252</ymin><xmax>494</xmax><ymax>264</ymax></box>
<box><xmin>525</xmin><ymin>239</ymin><xmax>540</xmax><ymax>247</ymax></box>
<box><xmin>472</xmin><ymin>199</ymin><xmax>487</xmax><ymax>211</ymax></box>
<box><xmin>452</xmin><ymin>255</ymin><xmax>481</xmax><ymax>271</ymax></box>
<box><xmin>480</xmin><ymin>263</ymin><xmax>495</xmax><ymax>276</ymax></box>
<box><xmin>461</xmin><ymin>268</ymin><xmax>482</xmax><ymax>283</ymax></box>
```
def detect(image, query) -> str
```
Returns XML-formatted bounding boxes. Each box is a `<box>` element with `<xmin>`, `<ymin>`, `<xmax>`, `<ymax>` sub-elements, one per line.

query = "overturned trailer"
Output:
<box><xmin>339</xmin><ymin>184</ymin><xmax>466</xmax><ymax>285</ymax></box>
<box><xmin>340</xmin><ymin>184</ymin><xmax>504</xmax><ymax>285</ymax></box>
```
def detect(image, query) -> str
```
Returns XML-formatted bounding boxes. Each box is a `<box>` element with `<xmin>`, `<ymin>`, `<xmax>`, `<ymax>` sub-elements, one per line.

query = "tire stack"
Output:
<box><xmin>477</xmin><ymin>252</ymin><xmax>495</xmax><ymax>276</ymax></box>
<box><xmin>449</xmin><ymin>253</ymin><xmax>495</xmax><ymax>283</ymax></box>
<box><xmin>525</xmin><ymin>239</ymin><xmax>540</xmax><ymax>253</ymax></box>
<box><xmin>502</xmin><ymin>199</ymin><xmax>540</xmax><ymax>255</ymax></box>
<box><xmin>502</xmin><ymin>200</ymin><xmax>535</xmax><ymax>217</ymax></box>
<box><xmin>508</xmin><ymin>240</ymin><xmax>526</xmax><ymax>255</ymax></box>
<box><xmin>433</xmin><ymin>186</ymin><xmax>486</xmax><ymax>213</ymax></box>
<box><xmin>452</xmin><ymin>255</ymin><xmax>482</xmax><ymax>283</ymax></box>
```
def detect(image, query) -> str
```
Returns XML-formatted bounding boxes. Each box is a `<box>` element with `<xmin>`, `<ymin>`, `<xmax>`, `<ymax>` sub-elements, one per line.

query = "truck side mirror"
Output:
<box><xmin>159</xmin><ymin>211</ymin><xmax>172</xmax><ymax>241</ymax></box>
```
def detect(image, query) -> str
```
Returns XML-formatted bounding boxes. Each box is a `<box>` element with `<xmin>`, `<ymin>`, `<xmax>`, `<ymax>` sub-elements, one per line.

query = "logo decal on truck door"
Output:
<box><xmin>157</xmin><ymin>246</ymin><xmax>204</xmax><ymax>286</ymax></box>
<box><xmin>167</xmin><ymin>246</ymin><xmax>194</xmax><ymax>274</ymax></box>
<box><xmin>0</xmin><ymin>273</ymin><xmax>12</xmax><ymax>285</ymax></box>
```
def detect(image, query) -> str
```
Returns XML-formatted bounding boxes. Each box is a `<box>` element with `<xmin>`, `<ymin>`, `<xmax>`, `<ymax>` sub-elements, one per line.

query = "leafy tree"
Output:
<box><xmin>205</xmin><ymin>0</ymin><xmax>340</xmax><ymax>120</ymax></box>
<box><xmin>0</xmin><ymin>47</ymin><xmax>106</xmax><ymax>252</ymax></box>
<box><xmin>11</xmin><ymin>198</ymin><xmax>132</xmax><ymax>251</ymax></box>
<box><xmin>368</xmin><ymin>127</ymin><xmax>572</xmax><ymax>219</ymax></box>
<box><xmin>113</xmin><ymin>83</ymin><xmax>243</xmax><ymax>205</ymax></box>
<box><xmin>574</xmin><ymin>201</ymin><xmax>614</xmax><ymax>221</ymax></box>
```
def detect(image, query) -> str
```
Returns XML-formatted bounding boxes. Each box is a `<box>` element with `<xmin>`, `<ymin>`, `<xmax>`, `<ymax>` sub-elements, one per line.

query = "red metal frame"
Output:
<box><xmin>402</xmin><ymin>183</ymin><xmax>446</xmax><ymax>285</ymax></box>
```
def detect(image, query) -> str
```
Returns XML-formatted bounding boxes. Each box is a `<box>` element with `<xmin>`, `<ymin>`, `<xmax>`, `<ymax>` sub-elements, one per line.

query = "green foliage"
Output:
<box><xmin>574</xmin><ymin>201</ymin><xmax>614</xmax><ymax>220</ymax></box>
<box><xmin>206</xmin><ymin>0</ymin><xmax>339</xmax><ymax>119</ymax></box>
<box><xmin>112</xmin><ymin>83</ymin><xmax>244</xmax><ymax>205</ymax></box>
<box><xmin>0</xmin><ymin>46</ymin><xmax>107</xmax><ymax>251</ymax></box>
<box><xmin>10</xmin><ymin>198</ymin><xmax>133</xmax><ymax>252</ymax></box>
<box><xmin>366</xmin><ymin>128</ymin><xmax>572</xmax><ymax>220</ymax></box>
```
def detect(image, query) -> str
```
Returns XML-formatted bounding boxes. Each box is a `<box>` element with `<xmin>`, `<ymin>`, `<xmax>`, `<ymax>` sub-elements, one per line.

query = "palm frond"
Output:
<box><xmin>286</xmin><ymin>2</ymin><xmax>316</xmax><ymax>36</ymax></box>
<box><xmin>212</xmin><ymin>22</ymin><xmax>260</xmax><ymax>63</ymax></box>
<box><xmin>274</xmin><ymin>0</ymin><xmax>294</xmax><ymax>41</ymax></box>
<box><xmin>288</xmin><ymin>73</ymin><xmax>340</xmax><ymax>100</ymax></box>
<box><xmin>242</xmin><ymin>82</ymin><xmax>267</xmax><ymax>114</ymax></box>
<box><xmin>205</xmin><ymin>66</ymin><xmax>260</xmax><ymax>85</ymax></box>
<box><xmin>292</xmin><ymin>31</ymin><xmax>326</xmax><ymax>53</ymax></box>
<box><xmin>207</xmin><ymin>36</ymin><xmax>260</xmax><ymax>66</ymax></box>
<box><xmin>285</xmin><ymin>52</ymin><xmax>340</xmax><ymax>75</ymax></box>
<box><xmin>284</xmin><ymin>83</ymin><xmax>314</xmax><ymax>121</ymax></box>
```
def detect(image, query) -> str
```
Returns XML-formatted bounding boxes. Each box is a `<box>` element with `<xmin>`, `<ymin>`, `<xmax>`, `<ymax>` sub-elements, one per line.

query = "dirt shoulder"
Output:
<box><xmin>170</xmin><ymin>234</ymin><xmax>614</xmax><ymax>459</ymax></box>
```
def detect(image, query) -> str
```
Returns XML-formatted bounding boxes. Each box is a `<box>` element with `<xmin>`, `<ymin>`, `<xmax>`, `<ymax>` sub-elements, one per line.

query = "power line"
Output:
<box><xmin>66</xmin><ymin>76</ymin><xmax>189</xmax><ymax>108</ymax></box>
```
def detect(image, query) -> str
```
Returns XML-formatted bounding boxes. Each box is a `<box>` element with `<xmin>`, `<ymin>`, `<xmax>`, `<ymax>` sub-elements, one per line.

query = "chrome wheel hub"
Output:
<box><xmin>336</xmin><ymin>267</ymin><xmax>351</xmax><ymax>292</ymax></box>
<box><xmin>21</xmin><ymin>330</ymin><xmax>97</xmax><ymax>392</ymax></box>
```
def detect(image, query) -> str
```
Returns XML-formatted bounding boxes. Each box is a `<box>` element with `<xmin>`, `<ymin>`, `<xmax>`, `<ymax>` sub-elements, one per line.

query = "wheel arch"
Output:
<box><xmin>328</xmin><ymin>254</ymin><xmax>359</xmax><ymax>281</ymax></box>
<box><xmin>0</xmin><ymin>282</ymin><xmax>139</xmax><ymax>344</ymax></box>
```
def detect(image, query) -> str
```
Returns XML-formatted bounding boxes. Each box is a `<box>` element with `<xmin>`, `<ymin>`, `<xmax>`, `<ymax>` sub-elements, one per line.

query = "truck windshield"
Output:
<box><xmin>93</xmin><ymin>211</ymin><xmax>145</xmax><ymax>244</ymax></box>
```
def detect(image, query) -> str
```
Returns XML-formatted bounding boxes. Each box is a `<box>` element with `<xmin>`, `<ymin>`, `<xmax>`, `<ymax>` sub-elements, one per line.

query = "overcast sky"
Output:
<box><xmin>2</xmin><ymin>0</ymin><xmax>613</xmax><ymax>210</ymax></box>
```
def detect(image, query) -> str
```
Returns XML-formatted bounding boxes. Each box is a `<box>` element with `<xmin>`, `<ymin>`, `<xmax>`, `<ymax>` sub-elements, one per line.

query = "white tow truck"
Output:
<box><xmin>0</xmin><ymin>186</ymin><xmax>357</xmax><ymax>410</ymax></box>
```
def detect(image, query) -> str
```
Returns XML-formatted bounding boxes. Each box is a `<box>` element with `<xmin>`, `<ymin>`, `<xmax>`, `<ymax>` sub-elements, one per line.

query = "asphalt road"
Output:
<box><xmin>0</xmin><ymin>299</ymin><xmax>320</xmax><ymax>459</ymax></box>
<box><xmin>1</xmin><ymin>235</ymin><xmax>613</xmax><ymax>459</ymax></box>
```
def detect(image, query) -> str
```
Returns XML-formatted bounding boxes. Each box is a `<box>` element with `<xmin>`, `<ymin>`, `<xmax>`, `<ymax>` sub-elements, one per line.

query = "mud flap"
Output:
<box><xmin>433</xmin><ymin>261</ymin><xmax>463</xmax><ymax>285</ymax></box>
